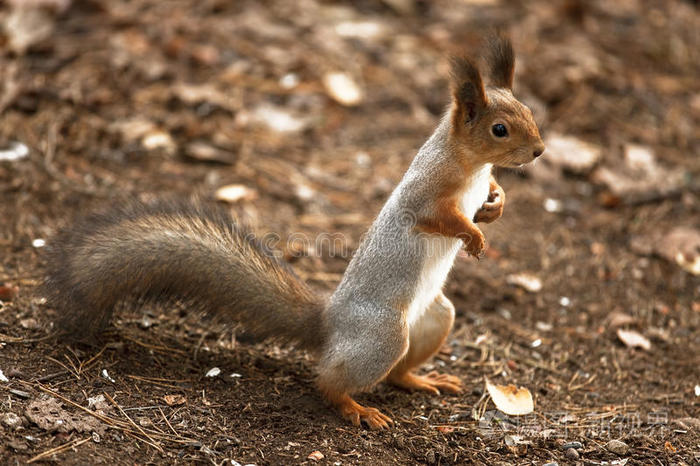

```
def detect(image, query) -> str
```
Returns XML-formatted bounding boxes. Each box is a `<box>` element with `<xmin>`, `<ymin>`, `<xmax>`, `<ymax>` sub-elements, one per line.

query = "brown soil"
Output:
<box><xmin>0</xmin><ymin>0</ymin><xmax>698</xmax><ymax>464</ymax></box>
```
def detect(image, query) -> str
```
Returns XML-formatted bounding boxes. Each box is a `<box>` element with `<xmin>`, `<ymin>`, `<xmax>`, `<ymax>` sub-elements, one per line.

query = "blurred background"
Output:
<box><xmin>0</xmin><ymin>0</ymin><xmax>698</xmax><ymax>464</ymax></box>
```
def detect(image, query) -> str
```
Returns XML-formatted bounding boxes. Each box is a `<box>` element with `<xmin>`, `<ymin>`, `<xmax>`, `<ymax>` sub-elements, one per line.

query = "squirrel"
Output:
<box><xmin>41</xmin><ymin>35</ymin><xmax>544</xmax><ymax>429</ymax></box>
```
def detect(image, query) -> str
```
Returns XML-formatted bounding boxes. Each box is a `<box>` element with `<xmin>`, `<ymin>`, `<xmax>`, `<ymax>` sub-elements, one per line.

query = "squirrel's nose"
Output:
<box><xmin>533</xmin><ymin>145</ymin><xmax>545</xmax><ymax>158</ymax></box>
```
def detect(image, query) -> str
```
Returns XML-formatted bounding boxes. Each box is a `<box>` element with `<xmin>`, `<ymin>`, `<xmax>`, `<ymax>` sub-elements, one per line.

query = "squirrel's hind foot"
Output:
<box><xmin>389</xmin><ymin>371</ymin><xmax>462</xmax><ymax>395</ymax></box>
<box><xmin>328</xmin><ymin>392</ymin><xmax>393</xmax><ymax>429</ymax></box>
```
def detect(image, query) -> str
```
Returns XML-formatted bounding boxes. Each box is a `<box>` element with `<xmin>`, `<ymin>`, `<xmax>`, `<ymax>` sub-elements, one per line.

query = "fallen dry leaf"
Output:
<box><xmin>506</xmin><ymin>273</ymin><xmax>542</xmax><ymax>293</ymax></box>
<box><xmin>504</xmin><ymin>434</ymin><xmax>531</xmax><ymax>456</ymax></box>
<box><xmin>436</xmin><ymin>426</ymin><xmax>454</xmax><ymax>433</ymax></box>
<box><xmin>607</xmin><ymin>311</ymin><xmax>636</xmax><ymax>329</ymax></box>
<box><xmin>307</xmin><ymin>450</ymin><xmax>324</xmax><ymax>461</ymax></box>
<box><xmin>214</xmin><ymin>184</ymin><xmax>258</xmax><ymax>203</ymax></box>
<box><xmin>322</xmin><ymin>72</ymin><xmax>363</xmax><ymax>106</ymax></box>
<box><xmin>163</xmin><ymin>394</ymin><xmax>186</xmax><ymax>406</ymax></box>
<box><xmin>0</xmin><ymin>142</ymin><xmax>29</xmax><ymax>162</ymax></box>
<box><xmin>185</xmin><ymin>141</ymin><xmax>237</xmax><ymax>165</ymax></box>
<box><xmin>0</xmin><ymin>284</ymin><xmax>19</xmax><ymax>301</ymax></box>
<box><xmin>664</xmin><ymin>228</ymin><xmax>700</xmax><ymax>276</ymax></box>
<box><xmin>630</xmin><ymin>226</ymin><xmax>700</xmax><ymax>275</ymax></box>
<box><xmin>542</xmin><ymin>133</ymin><xmax>601</xmax><ymax>174</ymax></box>
<box><xmin>25</xmin><ymin>398</ymin><xmax>105</xmax><ymax>434</ymax></box>
<box><xmin>249</xmin><ymin>104</ymin><xmax>310</xmax><ymax>133</ymax></box>
<box><xmin>591</xmin><ymin>144</ymin><xmax>687</xmax><ymax>206</ymax></box>
<box><xmin>616</xmin><ymin>328</ymin><xmax>651</xmax><ymax>350</ymax></box>
<box><xmin>3</xmin><ymin>4</ymin><xmax>56</xmax><ymax>54</ymax></box>
<box><xmin>485</xmin><ymin>378</ymin><xmax>534</xmax><ymax>416</ymax></box>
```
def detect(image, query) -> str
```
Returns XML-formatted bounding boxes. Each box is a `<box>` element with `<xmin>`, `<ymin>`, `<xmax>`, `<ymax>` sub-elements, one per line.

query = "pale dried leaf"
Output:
<box><xmin>616</xmin><ymin>328</ymin><xmax>651</xmax><ymax>350</ymax></box>
<box><xmin>163</xmin><ymin>394</ymin><xmax>186</xmax><ymax>406</ymax></box>
<box><xmin>322</xmin><ymin>72</ymin><xmax>363</xmax><ymax>106</ymax></box>
<box><xmin>607</xmin><ymin>312</ymin><xmax>636</xmax><ymax>329</ymax></box>
<box><xmin>485</xmin><ymin>378</ymin><xmax>534</xmax><ymax>416</ymax></box>
<box><xmin>506</xmin><ymin>273</ymin><xmax>542</xmax><ymax>293</ymax></box>
<box><xmin>543</xmin><ymin>133</ymin><xmax>601</xmax><ymax>174</ymax></box>
<box><xmin>250</xmin><ymin>104</ymin><xmax>309</xmax><ymax>133</ymax></box>
<box><xmin>215</xmin><ymin>184</ymin><xmax>257</xmax><ymax>203</ymax></box>
<box><xmin>4</xmin><ymin>5</ymin><xmax>56</xmax><ymax>54</ymax></box>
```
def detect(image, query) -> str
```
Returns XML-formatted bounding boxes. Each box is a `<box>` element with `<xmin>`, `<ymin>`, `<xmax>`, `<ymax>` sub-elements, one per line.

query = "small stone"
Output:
<box><xmin>562</xmin><ymin>441</ymin><xmax>583</xmax><ymax>450</ymax></box>
<box><xmin>185</xmin><ymin>141</ymin><xmax>237</xmax><ymax>165</ymax></box>
<box><xmin>2</xmin><ymin>412</ymin><xmax>23</xmax><ymax>429</ymax></box>
<box><xmin>606</xmin><ymin>439</ymin><xmax>629</xmax><ymax>455</ymax></box>
<box><xmin>139</xmin><ymin>316</ymin><xmax>154</xmax><ymax>329</ymax></box>
<box><xmin>8</xmin><ymin>439</ymin><xmax>28</xmax><ymax>451</ymax></box>
<box><xmin>542</xmin><ymin>462</ymin><xmax>558</xmax><ymax>466</ymax></box>
<box><xmin>19</xmin><ymin>318</ymin><xmax>39</xmax><ymax>330</ymax></box>
<box><xmin>565</xmin><ymin>448</ymin><xmax>579</xmax><ymax>460</ymax></box>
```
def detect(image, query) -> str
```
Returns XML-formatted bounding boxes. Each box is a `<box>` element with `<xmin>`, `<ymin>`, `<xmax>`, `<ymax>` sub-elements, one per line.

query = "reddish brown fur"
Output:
<box><xmin>416</xmin><ymin>195</ymin><xmax>485</xmax><ymax>257</ymax></box>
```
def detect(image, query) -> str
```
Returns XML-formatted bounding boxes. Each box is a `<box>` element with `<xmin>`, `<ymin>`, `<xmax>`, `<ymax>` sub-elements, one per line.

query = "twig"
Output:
<box><xmin>0</xmin><ymin>62</ymin><xmax>20</xmax><ymax>116</ymax></box>
<box><xmin>27</xmin><ymin>437</ymin><xmax>91</xmax><ymax>463</ymax></box>
<box><xmin>103</xmin><ymin>392</ymin><xmax>164</xmax><ymax>453</ymax></box>
<box><xmin>126</xmin><ymin>375</ymin><xmax>188</xmax><ymax>390</ymax></box>
<box><xmin>47</xmin><ymin>356</ymin><xmax>80</xmax><ymax>380</ymax></box>
<box><xmin>122</xmin><ymin>335</ymin><xmax>187</xmax><ymax>356</ymax></box>
<box><xmin>34</xmin><ymin>371</ymin><xmax>69</xmax><ymax>383</ymax></box>
<box><xmin>79</xmin><ymin>346</ymin><xmax>107</xmax><ymax>375</ymax></box>
<box><xmin>30</xmin><ymin>382</ymin><xmax>196</xmax><ymax>446</ymax></box>
<box><xmin>159</xmin><ymin>406</ymin><xmax>181</xmax><ymax>438</ymax></box>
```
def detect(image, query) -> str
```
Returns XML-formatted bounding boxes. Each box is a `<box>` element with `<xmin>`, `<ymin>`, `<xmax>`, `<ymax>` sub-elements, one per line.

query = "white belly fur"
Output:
<box><xmin>406</xmin><ymin>164</ymin><xmax>492</xmax><ymax>327</ymax></box>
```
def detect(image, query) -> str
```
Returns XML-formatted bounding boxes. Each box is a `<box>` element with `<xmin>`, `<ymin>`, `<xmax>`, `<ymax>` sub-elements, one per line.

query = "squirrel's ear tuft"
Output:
<box><xmin>485</xmin><ymin>33</ymin><xmax>515</xmax><ymax>89</ymax></box>
<box><xmin>449</xmin><ymin>55</ymin><xmax>487</xmax><ymax>124</ymax></box>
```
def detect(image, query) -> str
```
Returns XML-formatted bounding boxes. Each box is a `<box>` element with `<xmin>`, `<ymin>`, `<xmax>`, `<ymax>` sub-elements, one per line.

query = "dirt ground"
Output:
<box><xmin>0</xmin><ymin>0</ymin><xmax>698</xmax><ymax>464</ymax></box>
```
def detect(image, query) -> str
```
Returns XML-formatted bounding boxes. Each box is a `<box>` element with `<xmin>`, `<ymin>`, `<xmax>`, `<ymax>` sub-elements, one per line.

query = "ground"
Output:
<box><xmin>0</xmin><ymin>0</ymin><xmax>698</xmax><ymax>464</ymax></box>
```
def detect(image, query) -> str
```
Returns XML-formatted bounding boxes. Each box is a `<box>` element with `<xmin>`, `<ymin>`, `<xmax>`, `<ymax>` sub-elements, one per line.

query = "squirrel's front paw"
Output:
<box><xmin>461</xmin><ymin>230</ymin><xmax>486</xmax><ymax>258</ymax></box>
<box><xmin>474</xmin><ymin>190</ymin><xmax>504</xmax><ymax>224</ymax></box>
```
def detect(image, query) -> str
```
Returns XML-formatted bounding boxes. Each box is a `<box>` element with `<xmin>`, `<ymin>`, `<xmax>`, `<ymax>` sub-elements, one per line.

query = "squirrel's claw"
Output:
<box><xmin>335</xmin><ymin>394</ymin><xmax>393</xmax><ymax>430</ymax></box>
<box><xmin>389</xmin><ymin>371</ymin><xmax>463</xmax><ymax>395</ymax></box>
<box><xmin>425</xmin><ymin>371</ymin><xmax>463</xmax><ymax>393</ymax></box>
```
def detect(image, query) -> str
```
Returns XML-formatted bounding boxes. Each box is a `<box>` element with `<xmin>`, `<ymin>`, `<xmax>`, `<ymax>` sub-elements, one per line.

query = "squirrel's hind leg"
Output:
<box><xmin>317</xmin><ymin>314</ymin><xmax>409</xmax><ymax>429</ymax></box>
<box><xmin>386</xmin><ymin>293</ymin><xmax>462</xmax><ymax>394</ymax></box>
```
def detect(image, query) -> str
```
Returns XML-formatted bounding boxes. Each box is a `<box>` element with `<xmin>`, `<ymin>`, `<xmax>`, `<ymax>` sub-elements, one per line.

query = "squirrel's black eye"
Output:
<box><xmin>491</xmin><ymin>124</ymin><xmax>508</xmax><ymax>138</ymax></box>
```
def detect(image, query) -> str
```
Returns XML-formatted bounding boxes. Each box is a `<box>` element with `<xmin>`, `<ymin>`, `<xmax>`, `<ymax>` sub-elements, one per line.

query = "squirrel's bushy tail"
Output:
<box><xmin>41</xmin><ymin>200</ymin><xmax>326</xmax><ymax>351</ymax></box>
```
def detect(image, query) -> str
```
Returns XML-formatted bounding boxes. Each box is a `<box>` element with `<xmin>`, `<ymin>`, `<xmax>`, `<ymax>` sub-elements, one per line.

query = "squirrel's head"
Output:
<box><xmin>449</xmin><ymin>35</ymin><xmax>545</xmax><ymax>168</ymax></box>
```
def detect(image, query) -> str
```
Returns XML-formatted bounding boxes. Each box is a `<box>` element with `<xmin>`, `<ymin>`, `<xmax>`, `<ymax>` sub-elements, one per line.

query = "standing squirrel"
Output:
<box><xmin>41</xmin><ymin>36</ymin><xmax>544</xmax><ymax>429</ymax></box>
